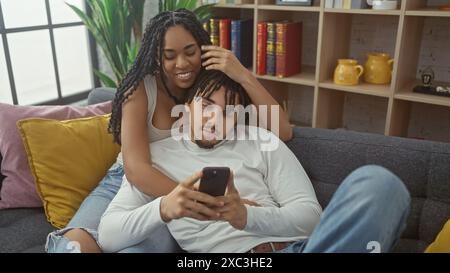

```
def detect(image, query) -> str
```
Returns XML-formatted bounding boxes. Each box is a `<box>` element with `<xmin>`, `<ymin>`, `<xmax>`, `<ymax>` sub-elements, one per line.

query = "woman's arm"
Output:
<box><xmin>201</xmin><ymin>45</ymin><xmax>293</xmax><ymax>141</ymax></box>
<box><xmin>120</xmin><ymin>81</ymin><xmax>178</xmax><ymax>197</ymax></box>
<box><xmin>119</xmin><ymin>81</ymin><xmax>227</xmax><ymax>217</ymax></box>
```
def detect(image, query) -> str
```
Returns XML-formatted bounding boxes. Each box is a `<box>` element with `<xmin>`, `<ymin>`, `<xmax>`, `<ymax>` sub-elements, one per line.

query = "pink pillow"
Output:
<box><xmin>0</xmin><ymin>101</ymin><xmax>112</xmax><ymax>209</ymax></box>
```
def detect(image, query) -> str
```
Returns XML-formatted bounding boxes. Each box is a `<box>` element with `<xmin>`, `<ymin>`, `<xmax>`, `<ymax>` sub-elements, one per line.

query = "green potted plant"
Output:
<box><xmin>68</xmin><ymin>0</ymin><xmax>145</xmax><ymax>88</ymax></box>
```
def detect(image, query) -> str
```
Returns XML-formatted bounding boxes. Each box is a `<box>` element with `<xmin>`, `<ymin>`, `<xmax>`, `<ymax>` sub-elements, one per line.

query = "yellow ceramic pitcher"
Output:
<box><xmin>334</xmin><ymin>59</ymin><xmax>364</xmax><ymax>86</ymax></box>
<box><xmin>364</xmin><ymin>52</ymin><xmax>394</xmax><ymax>84</ymax></box>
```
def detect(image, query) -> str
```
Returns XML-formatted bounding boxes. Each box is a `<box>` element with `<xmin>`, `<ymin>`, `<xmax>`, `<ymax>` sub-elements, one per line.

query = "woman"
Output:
<box><xmin>46</xmin><ymin>9</ymin><xmax>292</xmax><ymax>253</ymax></box>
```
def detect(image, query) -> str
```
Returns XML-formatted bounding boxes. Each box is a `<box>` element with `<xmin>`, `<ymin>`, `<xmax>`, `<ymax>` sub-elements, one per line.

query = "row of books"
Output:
<box><xmin>257</xmin><ymin>21</ymin><xmax>303</xmax><ymax>78</ymax></box>
<box><xmin>203</xmin><ymin>18</ymin><xmax>253</xmax><ymax>68</ymax></box>
<box><xmin>325</xmin><ymin>0</ymin><xmax>369</xmax><ymax>9</ymax></box>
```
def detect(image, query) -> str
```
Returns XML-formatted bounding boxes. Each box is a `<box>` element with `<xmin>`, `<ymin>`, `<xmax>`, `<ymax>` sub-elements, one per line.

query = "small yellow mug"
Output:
<box><xmin>334</xmin><ymin>59</ymin><xmax>364</xmax><ymax>86</ymax></box>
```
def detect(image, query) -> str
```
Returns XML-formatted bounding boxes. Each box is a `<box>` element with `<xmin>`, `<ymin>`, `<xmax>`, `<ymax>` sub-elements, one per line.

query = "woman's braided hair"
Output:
<box><xmin>108</xmin><ymin>9</ymin><xmax>211</xmax><ymax>144</ymax></box>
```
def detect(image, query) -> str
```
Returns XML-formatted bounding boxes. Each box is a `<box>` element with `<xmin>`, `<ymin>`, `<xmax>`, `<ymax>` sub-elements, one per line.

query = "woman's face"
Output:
<box><xmin>162</xmin><ymin>25</ymin><xmax>202</xmax><ymax>90</ymax></box>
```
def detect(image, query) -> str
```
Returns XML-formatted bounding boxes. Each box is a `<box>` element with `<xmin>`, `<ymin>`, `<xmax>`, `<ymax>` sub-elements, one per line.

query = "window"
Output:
<box><xmin>0</xmin><ymin>0</ymin><xmax>96</xmax><ymax>105</ymax></box>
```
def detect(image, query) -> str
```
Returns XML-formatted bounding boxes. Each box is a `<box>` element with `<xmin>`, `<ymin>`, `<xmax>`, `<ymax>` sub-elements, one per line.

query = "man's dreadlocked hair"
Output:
<box><xmin>109</xmin><ymin>9</ymin><xmax>211</xmax><ymax>144</ymax></box>
<box><xmin>186</xmin><ymin>70</ymin><xmax>251</xmax><ymax>108</ymax></box>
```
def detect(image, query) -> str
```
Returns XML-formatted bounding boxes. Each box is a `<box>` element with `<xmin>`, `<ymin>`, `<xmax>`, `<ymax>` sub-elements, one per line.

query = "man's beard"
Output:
<box><xmin>195</xmin><ymin>139</ymin><xmax>218</xmax><ymax>149</ymax></box>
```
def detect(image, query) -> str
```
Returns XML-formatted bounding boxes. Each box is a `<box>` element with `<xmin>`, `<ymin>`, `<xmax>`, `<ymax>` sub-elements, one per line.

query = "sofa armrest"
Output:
<box><xmin>87</xmin><ymin>87</ymin><xmax>116</xmax><ymax>105</ymax></box>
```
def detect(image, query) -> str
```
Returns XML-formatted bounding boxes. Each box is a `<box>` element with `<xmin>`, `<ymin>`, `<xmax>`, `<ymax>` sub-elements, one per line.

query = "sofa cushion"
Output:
<box><xmin>0</xmin><ymin>208</ymin><xmax>52</xmax><ymax>253</ymax></box>
<box><xmin>17</xmin><ymin>115</ymin><xmax>120</xmax><ymax>228</ymax></box>
<box><xmin>0</xmin><ymin>101</ymin><xmax>112</xmax><ymax>209</ymax></box>
<box><xmin>425</xmin><ymin>220</ymin><xmax>450</xmax><ymax>253</ymax></box>
<box><xmin>287</xmin><ymin>127</ymin><xmax>450</xmax><ymax>253</ymax></box>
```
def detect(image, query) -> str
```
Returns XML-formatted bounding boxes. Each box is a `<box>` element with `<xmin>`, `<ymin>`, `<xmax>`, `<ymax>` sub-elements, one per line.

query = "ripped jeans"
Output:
<box><xmin>45</xmin><ymin>161</ymin><xmax>181</xmax><ymax>253</ymax></box>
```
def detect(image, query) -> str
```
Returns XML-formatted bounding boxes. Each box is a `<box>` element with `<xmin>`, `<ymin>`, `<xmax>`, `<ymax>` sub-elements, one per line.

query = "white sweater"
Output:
<box><xmin>98</xmin><ymin>127</ymin><xmax>322</xmax><ymax>253</ymax></box>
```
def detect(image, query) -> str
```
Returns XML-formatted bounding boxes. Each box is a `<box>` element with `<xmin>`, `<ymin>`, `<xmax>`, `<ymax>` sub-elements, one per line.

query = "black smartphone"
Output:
<box><xmin>199</xmin><ymin>167</ymin><xmax>230</xmax><ymax>197</ymax></box>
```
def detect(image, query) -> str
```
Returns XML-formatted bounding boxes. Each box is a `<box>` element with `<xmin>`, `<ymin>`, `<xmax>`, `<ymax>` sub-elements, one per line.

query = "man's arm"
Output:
<box><xmin>97</xmin><ymin>179</ymin><xmax>165</xmax><ymax>253</ymax></box>
<box><xmin>98</xmin><ymin>172</ymin><xmax>223</xmax><ymax>253</ymax></box>
<box><xmin>244</xmin><ymin>134</ymin><xmax>322</xmax><ymax>237</ymax></box>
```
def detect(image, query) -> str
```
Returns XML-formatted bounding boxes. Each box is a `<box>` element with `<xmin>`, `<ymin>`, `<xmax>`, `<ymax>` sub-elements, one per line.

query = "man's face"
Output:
<box><xmin>188</xmin><ymin>86</ymin><xmax>238</xmax><ymax>149</ymax></box>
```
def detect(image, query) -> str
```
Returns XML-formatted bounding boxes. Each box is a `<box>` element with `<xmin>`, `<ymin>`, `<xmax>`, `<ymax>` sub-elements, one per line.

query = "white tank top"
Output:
<box><xmin>116</xmin><ymin>75</ymin><xmax>172</xmax><ymax>165</ymax></box>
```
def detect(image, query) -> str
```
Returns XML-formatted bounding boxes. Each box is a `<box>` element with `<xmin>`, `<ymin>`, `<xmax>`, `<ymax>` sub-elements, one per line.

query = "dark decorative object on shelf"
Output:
<box><xmin>413</xmin><ymin>66</ymin><xmax>450</xmax><ymax>97</ymax></box>
<box><xmin>276</xmin><ymin>0</ymin><xmax>312</xmax><ymax>6</ymax></box>
<box><xmin>421</xmin><ymin>66</ymin><xmax>435</xmax><ymax>86</ymax></box>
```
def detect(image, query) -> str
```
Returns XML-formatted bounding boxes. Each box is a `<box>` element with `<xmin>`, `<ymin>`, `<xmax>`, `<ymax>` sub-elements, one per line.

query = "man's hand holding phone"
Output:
<box><xmin>214</xmin><ymin>172</ymin><xmax>249</xmax><ymax>230</ymax></box>
<box><xmin>159</xmin><ymin>171</ymin><xmax>224</xmax><ymax>223</ymax></box>
<box><xmin>160</xmin><ymin>167</ymin><xmax>260</xmax><ymax>229</ymax></box>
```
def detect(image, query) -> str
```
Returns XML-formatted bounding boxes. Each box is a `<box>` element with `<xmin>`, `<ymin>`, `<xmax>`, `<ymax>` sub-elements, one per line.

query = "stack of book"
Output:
<box><xmin>203</xmin><ymin>18</ymin><xmax>253</xmax><ymax>68</ymax></box>
<box><xmin>257</xmin><ymin>21</ymin><xmax>303</xmax><ymax>78</ymax></box>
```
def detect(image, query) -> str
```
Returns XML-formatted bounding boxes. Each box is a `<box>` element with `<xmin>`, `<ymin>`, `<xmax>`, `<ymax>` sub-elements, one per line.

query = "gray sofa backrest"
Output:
<box><xmin>89</xmin><ymin>87</ymin><xmax>450</xmax><ymax>253</ymax></box>
<box><xmin>287</xmin><ymin>127</ymin><xmax>450</xmax><ymax>253</ymax></box>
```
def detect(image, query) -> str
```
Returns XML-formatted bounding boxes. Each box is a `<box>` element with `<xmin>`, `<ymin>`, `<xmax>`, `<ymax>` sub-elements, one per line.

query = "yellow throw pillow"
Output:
<box><xmin>17</xmin><ymin>114</ymin><xmax>120</xmax><ymax>229</ymax></box>
<box><xmin>425</xmin><ymin>220</ymin><xmax>450</xmax><ymax>253</ymax></box>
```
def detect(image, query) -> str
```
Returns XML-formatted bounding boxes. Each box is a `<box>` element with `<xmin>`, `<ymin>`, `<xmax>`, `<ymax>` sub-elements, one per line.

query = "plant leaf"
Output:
<box><xmin>94</xmin><ymin>69</ymin><xmax>118</xmax><ymax>88</ymax></box>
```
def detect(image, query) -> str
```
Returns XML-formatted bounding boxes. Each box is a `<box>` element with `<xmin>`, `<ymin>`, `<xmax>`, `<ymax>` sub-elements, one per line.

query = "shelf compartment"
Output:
<box><xmin>395</xmin><ymin>15</ymin><xmax>450</xmax><ymax>107</ymax></box>
<box><xmin>257</xmin><ymin>80</ymin><xmax>315</xmax><ymax>128</ymax></box>
<box><xmin>405</xmin><ymin>0</ymin><xmax>450</xmax><ymax>17</ymax></box>
<box><xmin>255</xmin><ymin>79</ymin><xmax>315</xmax><ymax>127</ymax></box>
<box><xmin>318</xmin><ymin>13</ymin><xmax>399</xmax><ymax>89</ymax></box>
<box><xmin>287</xmin><ymin>84</ymin><xmax>315</xmax><ymax>127</ymax></box>
<box><xmin>388</xmin><ymin>99</ymin><xmax>450</xmax><ymax>143</ymax></box>
<box><xmin>319</xmin><ymin>80</ymin><xmax>391</xmax><ymax>98</ymax></box>
<box><xmin>395</xmin><ymin>81</ymin><xmax>450</xmax><ymax>107</ymax></box>
<box><xmin>314</xmin><ymin>88</ymin><xmax>388</xmax><ymax>135</ymax></box>
<box><xmin>255</xmin><ymin>65</ymin><xmax>316</xmax><ymax>86</ymax></box>
<box><xmin>255</xmin><ymin>9</ymin><xmax>319</xmax><ymax>82</ymax></box>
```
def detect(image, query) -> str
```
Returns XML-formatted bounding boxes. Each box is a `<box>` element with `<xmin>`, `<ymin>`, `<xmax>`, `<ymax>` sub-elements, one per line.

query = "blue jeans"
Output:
<box><xmin>45</xmin><ymin>161</ymin><xmax>182</xmax><ymax>253</ymax></box>
<box><xmin>276</xmin><ymin>165</ymin><xmax>411</xmax><ymax>253</ymax></box>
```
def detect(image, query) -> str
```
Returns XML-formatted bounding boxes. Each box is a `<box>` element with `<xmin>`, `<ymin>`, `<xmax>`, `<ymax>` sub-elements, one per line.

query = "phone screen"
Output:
<box><xmin>198</xmin><ymin>167</ymin><xmax>230</xmax><ymax>197</ymax></box>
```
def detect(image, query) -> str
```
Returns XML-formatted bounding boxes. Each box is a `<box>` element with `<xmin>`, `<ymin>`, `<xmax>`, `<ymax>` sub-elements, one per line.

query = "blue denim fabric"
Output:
<box><xmin>276</xmin><ymin>165</ymin><xmax>411</xmax><ymax>253</ymax></box>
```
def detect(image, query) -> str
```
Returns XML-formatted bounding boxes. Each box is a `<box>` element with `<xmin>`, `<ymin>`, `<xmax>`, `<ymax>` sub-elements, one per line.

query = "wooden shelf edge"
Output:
<box><xmin>255</xmin><ymin>74</ymin><xmax>316</xmax><ymax>87</ymax></box>
<box><xmin>395</xmin><ymin>80</ymin><xmax>450</xmax><ymax>107</ymax></box>
<box><xmin>395</xmin><ymin>92</ymin><xmax>450</xmax><ymax>107</ymax></box>
<box><xmin>319</xmin><ymin>81</ymin><xmax>391</xmax><ymax>98</ymax></box>
<box><xmin>405</xmin><ymin>10</ymin><xmax>450</xmax><ymax>17</ymax></box>
<box><xmin>213</xmin><ymin>4</ymin><xmax>256</xmax><ymax>9</ymax></box>
<box><xmin>257</xmin><ymin>5</ymin><xmax>320</xmax><ymax>12</ymax></box>
<box><xmin>324</xmin><ymin>8</ymin><xmax>401</xmax><ymax>16</ymax></box>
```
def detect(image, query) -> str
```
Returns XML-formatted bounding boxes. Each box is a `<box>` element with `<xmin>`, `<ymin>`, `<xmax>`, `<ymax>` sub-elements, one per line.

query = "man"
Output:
<box><xmin>98</xmin><ymin>71</ymin><xmax>410</xmax><ymax>253</ymax></box>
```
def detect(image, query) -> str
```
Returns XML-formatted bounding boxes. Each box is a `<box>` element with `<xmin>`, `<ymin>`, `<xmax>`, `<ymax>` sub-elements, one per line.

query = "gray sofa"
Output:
<box><xmin>1</xmin><ymin>87</ymin><xmax>449</xmax><ymax>253</ymax></box>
